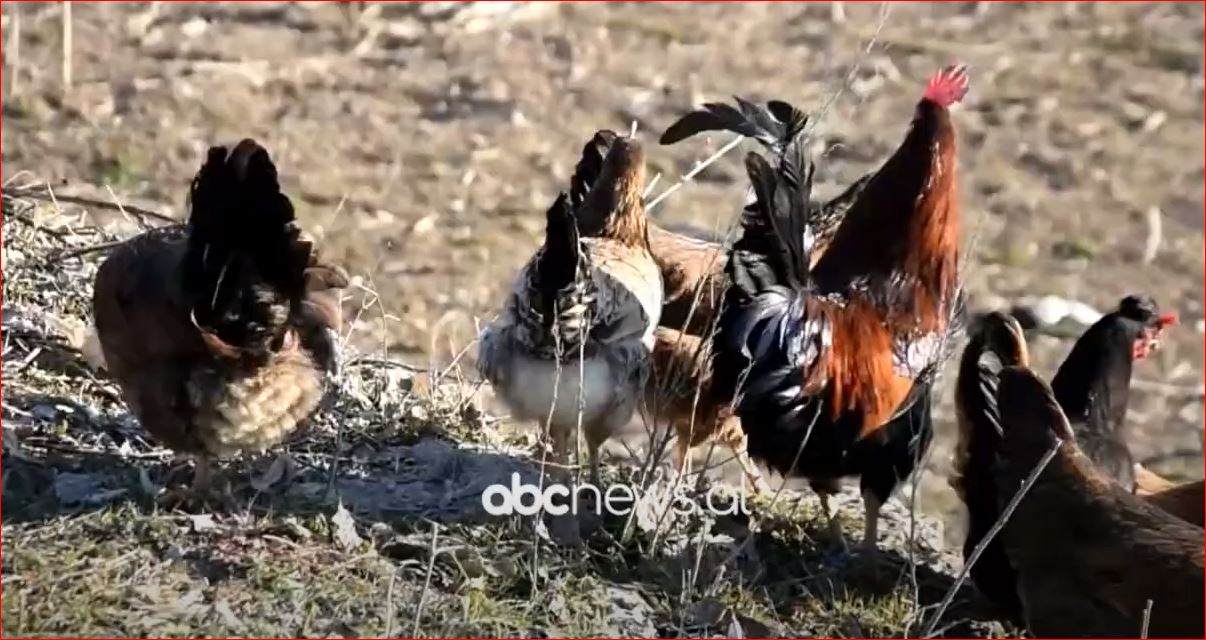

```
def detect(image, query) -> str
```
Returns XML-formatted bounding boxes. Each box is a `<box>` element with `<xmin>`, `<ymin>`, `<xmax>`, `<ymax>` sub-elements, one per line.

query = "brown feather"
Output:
<box><xmin>577</xmin><ymin>138</ymin><xmax>649</xmax><ymax>249</ymax></box>
<box><xmin>645</xmin><ymin>327</ymin><xmax>765</xmax><ymax>492</ymax></box>
<box><xmin>994</xmin><ymin>367</ymin><xmax>1204</xmax><ymax>638</ymax></box>
<box><xmin>647</xmin><ymin>225</ymin><xmax>727</xmax><ymax>335</ymax></box>
<box><xmin>1144</xmin><ymin>479</ymin><xmax>1205</xmax><ymax>527</ymax></box>
<box><xmin>815</xmin><ymin>297</ymin><xmax>912</xmax><ymax>434</ymax></box>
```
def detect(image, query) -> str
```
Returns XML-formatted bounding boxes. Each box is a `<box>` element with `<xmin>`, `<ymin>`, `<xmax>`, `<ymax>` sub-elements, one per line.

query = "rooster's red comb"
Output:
<box><xmin>923</xmin><ymin>64</ymin><xmax>970</xmax><ymax>108</ymax></box>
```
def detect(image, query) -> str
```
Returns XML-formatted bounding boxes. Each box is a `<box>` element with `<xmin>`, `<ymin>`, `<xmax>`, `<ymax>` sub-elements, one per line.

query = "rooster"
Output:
<box><xmin>92</xmin><ymin>139</ymin><xmax>347</xmax><ymax>496</ymax></box>
<box><xmin>647</xmin><ymin>175</ymin><xmax>872</xmax><ymax>336</ymax></box>
<box><xmin>477</xmin><ymin>134</ymin><xmax>661</xmax><ymax>484</ymax></box>
<box><xmin>1049</xmin><ymin>294</ymin><xmax>1178</xmax><ymax>493</ymax></box>
<box><xmin>662</xmin><ymin>66</ymin><xmax>969</xmax><ymax>550</ymax></box>
<box><xmin>985</xmin><ymin>367</ymin><xmax>1204</xmax><ymax>638</ymax></box>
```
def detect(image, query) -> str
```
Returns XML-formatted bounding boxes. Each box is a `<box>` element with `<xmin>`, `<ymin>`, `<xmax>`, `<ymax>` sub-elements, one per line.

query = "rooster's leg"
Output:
<box><xmin>860</xmin><ymin>487</ymin><xmax>882</xmax><ymax>550</ymax></box>
<box><xmin>732</xmin><ymin>446</ymin><xmax>769</xmax><ymax>496</ymax></box>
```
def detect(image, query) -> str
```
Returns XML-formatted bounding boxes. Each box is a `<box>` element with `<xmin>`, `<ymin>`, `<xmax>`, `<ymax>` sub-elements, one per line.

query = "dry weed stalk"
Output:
<box><xmin>60</xmin><ymin>1</ymin><xmax>71</xmax><ymax>93</ymax></box>
<box><xmin>920</xmin><ymin>438</ymin><xmax>1064</xmax><ymax>637</ymax></box>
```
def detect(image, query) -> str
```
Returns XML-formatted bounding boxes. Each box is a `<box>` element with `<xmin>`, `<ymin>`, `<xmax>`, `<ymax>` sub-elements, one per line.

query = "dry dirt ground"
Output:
<box><xmin>1</xmin><ymin>1</ymin><xmax>1203</xmax><ymax>635</ymax></box>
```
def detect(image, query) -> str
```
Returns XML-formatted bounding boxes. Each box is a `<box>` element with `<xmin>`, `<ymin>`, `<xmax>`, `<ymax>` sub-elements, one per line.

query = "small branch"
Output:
<box><xmin>383</xmin><ymin>566</ymin><xmax>398</xmax><ymax>638</ymax></box>
<box><xmin>43</xmin><ymin>240</ymin><xmax>126</xmax><ymax>265</ymax></box>
<box><xmin>7</xmin><ymin>186</ymin><xmax>178</xmax><ymax>225</ymax></box>
<box><xmin>645</xmin><ymin>135</ymin><xmax>744</xmax><ymax>212</ymax></box>
<box><xmin>922</xmin><ymin>438</ymin><xmax>1064</xmax><ymax>638</ymax></box>
<box><xmin>411</xmin><ymin>521</ymin><xmax>440</xmax><ymax>637</ymax></box>
<box><xmin>1141</xmin><ymin>599</ymin><xmax>1153</xmax><ymax>638</ymax></box>
<box><xmin>343</xmin><ymin>357</ymin><xmax>432</xmax><ymax>373</ymax></box>
<box><xmin>61</xmin><ymin>1</ymin><xmax>72</xmax><ymax>93</ymax></box>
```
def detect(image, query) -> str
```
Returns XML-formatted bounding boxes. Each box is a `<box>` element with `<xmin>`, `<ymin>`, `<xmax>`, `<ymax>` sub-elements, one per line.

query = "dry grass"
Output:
<box><xmin>1</xmin><ymin>189</ymin><xmax>1012</xmax><ymax>637</ymax></box>
<box><xmin>2</xmin><ymin>3</ymin><xmax>1201</xmax><ymax>636</ymax></box>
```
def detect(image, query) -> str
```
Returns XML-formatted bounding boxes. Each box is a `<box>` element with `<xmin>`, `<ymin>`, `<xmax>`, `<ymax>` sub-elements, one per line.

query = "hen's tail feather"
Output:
<box><xmin>523</xmin><ymin>192</ymin><xmax>598</xmax><ymax>353</ymax></box>
<box><xmin>184</xmin><ymin>139</ymin><xmax>310</xmax><ymax>359</ymax></box>
<box><xmin>570</xmin><ymin>130</ymin><xmax>619</xmax><ymax>209</ymax></box>
<box><xmin>534</xmin><ymin>193</ymin><xmax>582</xmax><ymax>322</ymax></box>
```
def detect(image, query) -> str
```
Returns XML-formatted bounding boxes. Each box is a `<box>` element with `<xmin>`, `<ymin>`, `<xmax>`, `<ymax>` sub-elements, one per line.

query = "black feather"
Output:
<box><xmin>570</xmin><ymin>130</ymin><xmax>619</xmax><ymax>209</ymax></box>
<box><xmin>735</xmin><ymin>143</ymin><xmax>815</xmax><ymax>293</ymax></box>
<box><xmin>660</xmin><ymin>96</ymin><xmax>809</xmax><ymax>158</ymax></box>
<box><xmin>183</xmin><ymin>139</ymin><xmax>307</xmax><ymax>360</ymax></box>
<box><xmin>534</xmin><ymin>193</ymin><xmax>581</xmax><ymax>326</ymax></box>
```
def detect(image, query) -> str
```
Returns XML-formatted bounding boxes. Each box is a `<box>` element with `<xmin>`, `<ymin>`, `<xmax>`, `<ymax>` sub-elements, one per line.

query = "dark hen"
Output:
<box><xmin>1049</xmin><ymin>294</ymin><xmax>1178</xmax><ymax>492</ymax></box>
<box><xmin>951</xmin><ymin>311</ymin><xmax>1030</xmax><ymax>619</ymax></box>
<box><xmin>991</xmin><ymin>367</ymin><xmax>1204</xmax><ymax>638</ymax></box>
<box><xmin>92</xmin><ymin>139</ymin><xmax>347</xmax><ymax>492</ymax></box>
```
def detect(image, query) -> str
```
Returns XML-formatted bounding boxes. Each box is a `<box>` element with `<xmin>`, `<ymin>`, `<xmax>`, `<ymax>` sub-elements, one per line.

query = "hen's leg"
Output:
<box><xmin>159</xmin><ymin>455</ymin><xmax>217</xmax><ymax>510</ymax></box>
<box><xmin>717</xmin><ymin>422</ymin><xmax>767</xmax><ymax>495</ymax></box>
<box><xmin>192</xmin><ymin>455</ymin><xmax>212</xmax><ymax>492</ymax></box>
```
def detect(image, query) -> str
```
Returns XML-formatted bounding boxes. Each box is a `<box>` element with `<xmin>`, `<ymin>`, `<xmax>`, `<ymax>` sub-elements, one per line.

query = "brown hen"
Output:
<box><xmin>92</xmin><ymin>139</ymin><xmax>347</xmax><ymax>493</ymax></box>
<box><xmin>990</xmin><ymin>367</ymin><xmax>1204</xmax><ymax>638</ymax></box>
<box><xmin>645</xmin><ymin>327</ymin><xmax>768</xmax><ymax>494</ymax></box>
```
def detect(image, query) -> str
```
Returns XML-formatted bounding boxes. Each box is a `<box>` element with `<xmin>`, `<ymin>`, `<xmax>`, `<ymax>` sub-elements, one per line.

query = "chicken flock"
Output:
<box><xmin>86</xmin><ymin>66</ymin><xmax>1202</xmax><ymax>638</ymax></box>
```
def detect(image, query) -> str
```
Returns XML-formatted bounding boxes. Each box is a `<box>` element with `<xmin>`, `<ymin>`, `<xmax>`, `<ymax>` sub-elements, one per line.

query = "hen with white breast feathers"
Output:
<box><xmin>478</xmin><ymin>134</ymin><xmax>661</xmax><ymax>483</ymax></box>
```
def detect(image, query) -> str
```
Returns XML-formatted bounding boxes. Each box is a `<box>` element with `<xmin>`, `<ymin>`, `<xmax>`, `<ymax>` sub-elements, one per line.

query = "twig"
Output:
<box><xmin>411</xmin><ymin>521</ymin><xmax>440</xmax><ymax>637</ymax></box>
<box><xmin>646</xmin><ymin>135</ymin><xmax>744</xmax><ymax>212</ymax></box>
<box><xmin>61</xmin><ymin>1</ymin><xmax>72</xmax><ymax>93</ymax></box>
<box><xmin>921</xmin><ymin>438</ymin><xmax>1064</xmax><ymax>637</ymax></box>
<box><xmin>6</xmin><ymin>186</ymin><xmax>178</xmax><ymax>225</ymax></box>
<box><xmin>9</xmin><ymin>3</ymin><xmax>20</xmax><ymax>97</ymax></box>
<box><xmin>1140</xmin><ymin>599</ymin><xmax>1153</xmax><ymax>638</ymax></box>
<box><xmin>343</xmin><ymin>357</ymin><xmax>431</xmax><ymax>373</ymax></box>
<box><xmin>44</xmin><ymin>240</ymin><xmax>126</xmax><ymax>265</ymax></box>
<box><xmin>383</xmin><ymin>566</ymin><xmax>398</xmax><ymax>638</ymax></box>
